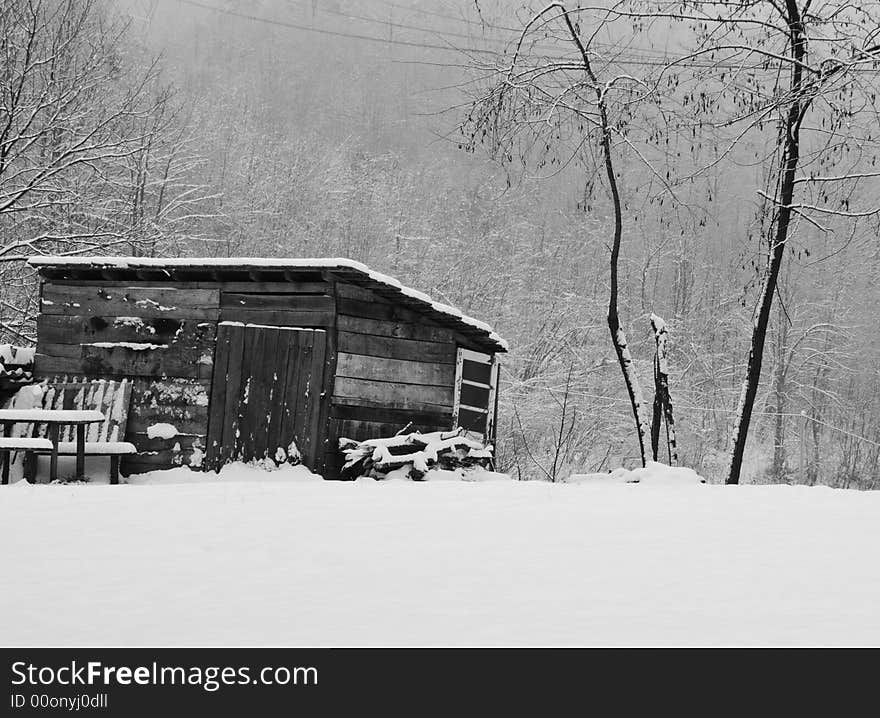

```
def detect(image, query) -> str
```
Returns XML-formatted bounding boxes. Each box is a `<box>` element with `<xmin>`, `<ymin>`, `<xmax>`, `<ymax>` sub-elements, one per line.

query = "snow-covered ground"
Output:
<box><xmin>2</xmin><ymin>465</ymin><xmax>880</xmax><ymax>646</ymax></box>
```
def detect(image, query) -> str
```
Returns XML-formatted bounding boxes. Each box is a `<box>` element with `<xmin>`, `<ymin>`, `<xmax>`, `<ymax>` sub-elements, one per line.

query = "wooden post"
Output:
<box><xmin>650</xmin><ymin>314</ymin><xmax>678</xmax><ymax>465</ymax></box>
<box><xmin>75</xmin><ymin>424</ymin><xmax>86</xmax><ymax>480</ymax></box>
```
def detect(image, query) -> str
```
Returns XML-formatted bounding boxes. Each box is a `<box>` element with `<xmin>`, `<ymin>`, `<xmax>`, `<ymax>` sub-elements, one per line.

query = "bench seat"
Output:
<box><xmin>0</xmin><ymin>437</ymin><xmax>53</xmax><ymax>450</ymax></box>
<box><xmin>2</xmin><ymin>378</ymin><xmax>135</xmax><ymax>485</ymax></box>
<box><xmin>31</xmin><ymin>441</ymin><xmax>138</xmax><ymax>455</ymax></box>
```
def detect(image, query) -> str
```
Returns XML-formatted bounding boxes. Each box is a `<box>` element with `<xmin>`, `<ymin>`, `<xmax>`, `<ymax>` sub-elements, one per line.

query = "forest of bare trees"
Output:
<box><xmin>2</xmin><ymin>0</ymin><xmax>879</xmax><ymax>487</ymax></box>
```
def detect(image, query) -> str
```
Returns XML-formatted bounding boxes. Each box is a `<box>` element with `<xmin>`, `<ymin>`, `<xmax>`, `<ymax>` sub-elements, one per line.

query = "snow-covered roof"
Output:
<box><xmin>28</xmin><ymin>256</ymin><xmax>508</xmax><ymax>353</ymax></box>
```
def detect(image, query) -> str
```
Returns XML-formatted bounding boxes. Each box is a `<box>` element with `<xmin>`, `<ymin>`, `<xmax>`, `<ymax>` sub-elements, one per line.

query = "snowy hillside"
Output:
<box><xmin>2</xmin><ymin>468</ymin><xmax>880</xmax><ymax>646</ymax></box>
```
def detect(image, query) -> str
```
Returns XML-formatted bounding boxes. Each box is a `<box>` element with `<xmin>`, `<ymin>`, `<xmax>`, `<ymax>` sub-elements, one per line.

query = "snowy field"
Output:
<box><xmin>2</xmin><ymin>465</ymin><xmax>880</xmax><ymax>646</ymax></box>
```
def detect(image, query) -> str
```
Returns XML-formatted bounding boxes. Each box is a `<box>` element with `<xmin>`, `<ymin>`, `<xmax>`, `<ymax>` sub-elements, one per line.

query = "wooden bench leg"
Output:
<box><xmin>49</xmin><ymin>424</ymin><xmax>60</xmax><ymax>483</ymax></box>
<box><xmin>75</xmin><ymin>425</ymin><xmax>86</xmax><ymax>481</ymax></box>
<box><xmin>2</xmin><ymin>422</ymin><xmax>12</xmax><ymax>486</ymax></box>
<box><xmin>110</xmin><ymin>456</ymin><xmax>120</xmax><ymax>485</ymax></box>
<box><xmin>24</xmin><ymin>451</ymin><xmax>36</xmax><ymax>483</ymax></box>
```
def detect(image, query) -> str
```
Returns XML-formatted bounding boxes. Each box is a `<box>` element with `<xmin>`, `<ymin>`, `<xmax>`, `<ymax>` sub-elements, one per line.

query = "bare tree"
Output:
<box><xmin>0</xmin><ymin>0</ymin><xmax>206</xmax><ymax>262</ymax></box>
<box><xmin>462</xmin><ymin>1</ymin><xmax>880</xmax><ymax>480</ymax></box>
<box><xmin>0</xmin><ymin>0</ymin><xmax>224</xmax><ymax>342</ymax></box>
<box><xmin>462</xmin><ymin>2</ymin><xmax>663</xmax><ymax>465</ymax></box>
<box><xmin>660</xmin><ymin>1</ymin><xmax>880</xmax><ymax>484</ymax></box>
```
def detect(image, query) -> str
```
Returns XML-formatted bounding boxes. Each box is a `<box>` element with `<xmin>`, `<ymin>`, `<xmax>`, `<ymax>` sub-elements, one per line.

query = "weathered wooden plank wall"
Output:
<box><xmin>35</xmin><ymin>283</ymin><xmax>219</xmax><ymax>475</ymax></box>
<box><xmin>33</xmin><ymin>274</ymin><xmax>498</xmax><ymax>479</ymax></box>
<box><xmin>324</xmin><ymin>282</ymin><xmax>462</xmax><ymax>477</ymax></box>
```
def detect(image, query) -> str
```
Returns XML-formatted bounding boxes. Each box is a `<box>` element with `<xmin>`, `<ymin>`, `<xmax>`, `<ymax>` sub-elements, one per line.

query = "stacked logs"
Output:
<box><xmin>339</xmin><ymin>429</ymin><xmax>493</xmax><ymax>480</ymax></box>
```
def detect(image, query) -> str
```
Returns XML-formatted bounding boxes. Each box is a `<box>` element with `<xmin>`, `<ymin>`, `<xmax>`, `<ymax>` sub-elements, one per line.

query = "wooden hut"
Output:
<box><xmin>28</xmin><ymin>257</ymin><xmax>507</xmax><ymax>478</ymax></box>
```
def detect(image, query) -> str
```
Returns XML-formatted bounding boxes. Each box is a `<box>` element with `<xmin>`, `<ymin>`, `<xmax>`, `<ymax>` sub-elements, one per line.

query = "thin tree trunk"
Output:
<box><xmin>559</xmin><ymin>7</ymin><xmax>650</xmax><ymax>465</ymax></box>
<box><xmin>727</xmin><ymin>2</ymin><xmax>806</xmax><ymax>485</ymax></box>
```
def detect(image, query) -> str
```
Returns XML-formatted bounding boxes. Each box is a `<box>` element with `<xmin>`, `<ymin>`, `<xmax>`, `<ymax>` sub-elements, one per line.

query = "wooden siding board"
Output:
<box><xmin>337</xmin><ymin>331</ymin><xmax>455</xmax><ymax>364</ymax></box>
<box><xmin>265</xmin><ymin>330</ymin><xmax>291</xmax><ymax>463</ymax></box>
<box><xmin>121</xmin><ymin>377</ymin><xmax>210</xmax><ymax>472</ymax></box>
<box><xmin>49</xmin><ymin>279</ymin><xmax>331</xmax><ymax>294</ymax></box>
<box><xmin>220</xmin><ymin>293</ymin><xmax>333</xmax><ymax>311</ymax></box>
<box><xmin>218</xmin><ymin>308</ymin><xmax>334</xmax><ymax>327</ymax></box>
<box><xmin>330</xmin><ymin>402</ymin><xmax>452</xmax><ymax>429</ymax></box>
<box><xmin>314</xmin><ymin>272</ymin><xmax>339</xmax><ymax>477</ymax></box>
<box><xmin>335</xmin><ymin>419</ymin><xmax>447</xmax><ymax>443</ymax></box>
<box><xmin>333</xmin><ymin>377</ymin><xmax>453</xmax><ymax>412</ymax></box>
<box><xmin>127</xmin><ymin>408</ymin><xmax>208</xmax><ymax>437</ymax></box>
<box><xmin>36</xmin><ymin>315</ymin><xmax>216</xmax><ymax>380</ymax></box>
<box><xmin>255</xmin><ymin>327</ymin><xmax>280</xmax><ymax>460</ymax></box>
<box><xmin>335</xmin><ymin>352</ymin><xmax>455</xmax><ymax>387</ymax></box>
<box><xmin>38</xmin><ymin>314</ymin><xmax>195</xmax><ymax>345</ymax></box>
<box><xmin>41</xmin><ymin>284</ymin><xmax>220</xmax><ymax>320</ymax></box>
<box><xmin>37</xmin><ymin>343</ymin><xmax>83</xmax><ymax>359</ymax></box>
<box><xmin>80</xmin><ymin>345</ymin><xmax>191</xmax><ymax>379</ymax></box>
<box><xmin>292</xmin><ymin>332</ymin><xmax>315</xmax><ymax>462</ymax></box>
<box><xmin>219</xmin><ymin>324</ymin><xmax>246</xmax><ymax>466</ymax></box>
<box><xmin>305</xmin><ymin>329</ymin><xmax>327</xmax><ymax>466</ymax></box>
<box><xmin>337</xmin><ymin>296</ymin><xmax>430</xmax><ymax>325</ymax></box>
<box><xmin>130</xmin><ymin>378</ymin><xmax>211</xmax><ymax>408</ymax></box>
<box><xmin>122</xmin><ymin>449</ymin><xmax>200</xmax><ymax>475</ymax></box>
<box><xmin>205</xmin><ymin>323</ymin><xmax>232</xmax><ymax>470</ymax></box>
<box><xmin>241</xmin><ymin>327</ymin><xmax>268</xmax><ymax>461</ymax></box>
<box><xmin>128</xmin><ymin>432</ymin><xmax>205</xmax><ymax>454</ymax></box>
<box><xmin>337</xmin><ymin>314</ymin><xmax>454</xmax><ymax>343</ymax></box>
<box><xmin>335</xmin><ymin>283</ymin><xmax>395</xmax><ymax>303</ymax></box>
<box><xmin>34</xmin><ymin>354</ymin><xmax>81</xmax><ymax>376</ymax></box>
<box><xmin>279</xmin><ymin>330</ymin><xmax>302</xmax><ymax>462</ymax></box>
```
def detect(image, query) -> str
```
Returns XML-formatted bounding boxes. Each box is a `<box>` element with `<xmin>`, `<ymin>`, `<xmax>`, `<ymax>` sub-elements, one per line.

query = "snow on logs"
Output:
<box><xmin>339</xmin><ymin>429</ymin><xmax>493</xmax><ymax>480</ymax></box>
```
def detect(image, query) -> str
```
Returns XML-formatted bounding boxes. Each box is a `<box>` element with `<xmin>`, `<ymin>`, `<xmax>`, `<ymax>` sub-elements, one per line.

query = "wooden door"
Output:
<box><xmin>206</xmin><ymin>323</ymin><xmax>327</xmax><ymax>471</ymax></box>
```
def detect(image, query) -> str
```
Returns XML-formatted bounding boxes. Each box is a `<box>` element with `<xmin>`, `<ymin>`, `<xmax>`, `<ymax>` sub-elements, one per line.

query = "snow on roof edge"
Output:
<box><xmin>28</xmin><ymin>256</ymin><xmax>509</xmax><ymax>352</ymax></box>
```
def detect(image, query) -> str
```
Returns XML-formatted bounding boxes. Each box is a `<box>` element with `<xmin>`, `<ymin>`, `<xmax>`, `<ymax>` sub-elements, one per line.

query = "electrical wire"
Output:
<box><xmin>173</xmin><ymin>0</ymin><xmax>824</xmax><ymax>71</ymax></box>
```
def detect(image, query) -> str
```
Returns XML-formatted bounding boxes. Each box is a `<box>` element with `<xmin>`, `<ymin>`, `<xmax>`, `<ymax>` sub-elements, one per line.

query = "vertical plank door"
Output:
<box><xmin>206</xmin><ymin>323</ymin><xmax>327</xmax><ymax>471</ymax></box>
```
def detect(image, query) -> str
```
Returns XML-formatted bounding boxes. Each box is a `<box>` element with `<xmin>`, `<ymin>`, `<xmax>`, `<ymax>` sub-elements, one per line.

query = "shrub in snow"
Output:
<box><xmin>339</xmin><ymin>429</ymin><xmax>494</xmax><ymax>481</ymax></box>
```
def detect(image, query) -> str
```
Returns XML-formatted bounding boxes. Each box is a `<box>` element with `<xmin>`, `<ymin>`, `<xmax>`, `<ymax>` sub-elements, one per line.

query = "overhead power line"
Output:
<box><xmin>291</xmin><ymin>0</ymin><xmax>681</xmax><ymax>61</ymax></box>
<box><xmin>286</xmin><ymin>0</ymin><xmax>521</xmax><ymax>46</ymax></box>
<box><xmin>367</xmin><ymin>0</ymin><xmax>531</xmax><ymax>34</ymax></box>
<box><xmin>176</xmin><ymin>0</ymin><xmax>501</xmax><ymax>55</ymax></box>
<box><xmin>174</xmin><ymin>0</ymin><xmax>878</xmax><ymax>73</ymax></box>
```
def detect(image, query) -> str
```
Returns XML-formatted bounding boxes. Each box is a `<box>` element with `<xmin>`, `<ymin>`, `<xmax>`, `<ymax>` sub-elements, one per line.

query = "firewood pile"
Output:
<box><xmin>339</xmin><ymin>428</ymin><xmax>493</xmax><ymax>480</ymax></box>
<box><xmin>0</xmin><ymin>345</ymin><xmax>35</xmax><ymax>394</ymax></box>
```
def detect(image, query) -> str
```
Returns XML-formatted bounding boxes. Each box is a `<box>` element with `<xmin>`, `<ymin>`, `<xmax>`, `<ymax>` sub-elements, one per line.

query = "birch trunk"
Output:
<box><xmin>556</xmin><ymin>7</ymin><xmax>651</xmax><ymax>466</ymax></box>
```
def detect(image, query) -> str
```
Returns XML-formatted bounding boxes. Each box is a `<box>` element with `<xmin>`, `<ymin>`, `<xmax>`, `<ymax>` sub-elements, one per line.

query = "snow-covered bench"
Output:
<box><xmin>18</xmin><ymin>380</ymin><xmax>136</xmax><ymax>484</ymax></box>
